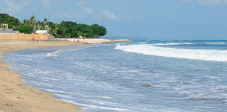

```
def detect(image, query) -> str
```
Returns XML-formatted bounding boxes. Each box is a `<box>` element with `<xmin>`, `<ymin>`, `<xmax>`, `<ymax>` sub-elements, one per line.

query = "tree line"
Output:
<box><xmin>0</xmin><ymin>14</ymin><xmax>107</xmax><ymax>38</ymax></box>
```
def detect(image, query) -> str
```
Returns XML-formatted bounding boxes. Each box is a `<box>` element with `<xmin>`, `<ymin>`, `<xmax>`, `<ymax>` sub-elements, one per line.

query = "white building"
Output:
<box><xmin>0</xmin><ymin>23</ymin><xmax>19</xmax><ymax>34</ymax></box>
<box><xmin>34</xmin><ymin>30</ymin><xmax>48</xmax><ymax>34</ymax></box>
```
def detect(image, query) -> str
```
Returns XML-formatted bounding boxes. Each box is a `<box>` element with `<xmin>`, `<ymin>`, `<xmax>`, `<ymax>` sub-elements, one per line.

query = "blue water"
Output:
<box><xmin>3</xmin><ymin>40</ymin><xmax>227</xmax><ymax>112</ymax></box>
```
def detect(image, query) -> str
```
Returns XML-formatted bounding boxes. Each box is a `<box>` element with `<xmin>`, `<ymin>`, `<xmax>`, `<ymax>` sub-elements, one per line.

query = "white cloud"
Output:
<box><xmin>180</xmin><ymin>0</ymin><xmax>227</xmax><ymax>6</ymax></box>
<box><xmin>1</xmin><ymin>0</ymin><xmax>30</xmax><ymax>13</ymax></box>
<box><xmin>76</xmin><ymin>1</ymin><xmax>94</xmax><ymax>14</ymax></box>
<box><xmin>54</xmin><ymin>11</ymin><xmax>83</xmax><ymax>20</ymax></box>
<box><xmin>81</xmin><ymin>7</ymin><xmax>94</xmax><ymax>14</ymax></box>
<box><xmin>76</xmin><ymin>1</ymin><xmax>87</xmax><ymax>6</ymax></box>
<box><xmin>41</xmin><ymin>0</ymin><xmax>51</xmax><ymax>9</ymax></box>
<box><xmin>74</xmin><ymin>1</ymin><xmax>119</xmax><ymax>21</ymax></box>
<box><xmin>101</xmin><ymin>9</ymin><xmax>118</xmax><ymax>21</ymax></box>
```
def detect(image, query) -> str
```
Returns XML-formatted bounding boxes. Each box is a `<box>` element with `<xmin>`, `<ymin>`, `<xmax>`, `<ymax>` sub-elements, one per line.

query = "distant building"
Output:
<box><xmin>0</xmin><ymin>23</ymin><xmax>19</xmax><ymax>34</ymax></box>
<box><xmin>0</xmin><ymin>30</ymin><xmax>19</xmax><ymax>34</ymax></box>
<box><xmin>34</xmin><ymin>30</ymin><xmax>48</xmax><ymax>34</ymax></box>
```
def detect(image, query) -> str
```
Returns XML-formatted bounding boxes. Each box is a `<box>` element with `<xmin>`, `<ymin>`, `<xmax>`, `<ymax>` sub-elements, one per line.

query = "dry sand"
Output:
<box><xmin>64</xmin><ymin>38</ymin><xmax>114</xmax><ymax>43</ymax></box>
<box><xmin>0</xmin><ymin>40</ymin><xmax>84</xmax><ymax>112</ymax></box>
<box><xmin>113</xmin><ymin>39</ymin><xmax>131</xmax><ymax>42</ymax></box>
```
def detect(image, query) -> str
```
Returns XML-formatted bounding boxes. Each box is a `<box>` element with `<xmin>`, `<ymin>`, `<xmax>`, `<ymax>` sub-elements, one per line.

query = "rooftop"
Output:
<box><xmin>0</xmin><ymin>30</ymin><xmax>19</xmax><ymax>34</ymax></box>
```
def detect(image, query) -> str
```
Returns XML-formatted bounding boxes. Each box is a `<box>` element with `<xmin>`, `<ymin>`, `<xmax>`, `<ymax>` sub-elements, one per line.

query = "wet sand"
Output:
<box><xmin>0</xmin><ymin>40</ymin><xmax>84</xmax><ymax>112</ymax></box>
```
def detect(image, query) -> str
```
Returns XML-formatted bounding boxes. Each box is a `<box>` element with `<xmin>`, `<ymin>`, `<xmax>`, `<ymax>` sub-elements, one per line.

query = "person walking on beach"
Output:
<box><xmin>36</xmin><ymin>37</ymin><xmax>38</xmax><ymax>42</ymax></box>
<box><xmin>32</xmin><ymin>36</ymin><xmax>35</xmax><ymax>41</ymax></box>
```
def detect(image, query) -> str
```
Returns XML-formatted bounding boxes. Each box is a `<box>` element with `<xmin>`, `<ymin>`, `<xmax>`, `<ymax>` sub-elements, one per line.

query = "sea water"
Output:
<box><xmin>3</xmin><ymin>40</ymin><xmax>227</xmax><ymax>112</ymax></box>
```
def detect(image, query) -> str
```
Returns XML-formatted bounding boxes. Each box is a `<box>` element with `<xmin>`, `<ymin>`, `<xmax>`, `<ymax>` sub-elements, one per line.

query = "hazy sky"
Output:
<box><xmin>0</xmin><ymin>0</ymin><xmax>227</xmax><ymax>40</ymax></box>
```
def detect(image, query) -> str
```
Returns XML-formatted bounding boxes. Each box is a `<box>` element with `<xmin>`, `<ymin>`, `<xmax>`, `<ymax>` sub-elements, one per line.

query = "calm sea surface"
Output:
<box><xmin>3</xmin><ymin>40</ymin><xmax>227</xmax><ymax>112</ymax></box>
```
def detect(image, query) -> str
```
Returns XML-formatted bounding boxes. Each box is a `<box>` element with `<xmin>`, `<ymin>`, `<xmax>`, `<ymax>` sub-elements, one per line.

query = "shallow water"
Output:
<box><xmin>3</xmin><ymin>40</ymin><xmax>227</xmax><ymax>112</ymax></box>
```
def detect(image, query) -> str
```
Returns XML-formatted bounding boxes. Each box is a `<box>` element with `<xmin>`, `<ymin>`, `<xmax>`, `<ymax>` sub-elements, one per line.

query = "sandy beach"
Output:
<box><xmin>0</xmin><ymin>40</ymin><xmax>84</xmax><ymax>112</ymax></box>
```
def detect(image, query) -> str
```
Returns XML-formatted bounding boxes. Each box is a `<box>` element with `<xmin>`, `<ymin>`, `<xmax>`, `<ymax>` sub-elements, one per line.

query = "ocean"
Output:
<box><xmin>3</xmin><ymin>40</ymin><xmax>227</xmax><ymax>112</ymax></box>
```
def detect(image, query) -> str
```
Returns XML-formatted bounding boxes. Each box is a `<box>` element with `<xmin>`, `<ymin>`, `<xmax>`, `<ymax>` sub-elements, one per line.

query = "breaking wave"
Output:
<box><xmin>115</xmin><ymin>44</ymin><xmax>227</xmax><ymax>62</ymax></box>
<box><xmin>204</xmin><ymin>42</ymin><xmax>226</xmax><ymax>45</ymax></box>
<box><xmin>149</xmin><ymin>42</ymin><xmax>226</xmax><ymax>46</ymax></box>
<box><xmin>150</xmin><ymin>43</ymin><xmax>195</xmax><ymax>46</ymax></box>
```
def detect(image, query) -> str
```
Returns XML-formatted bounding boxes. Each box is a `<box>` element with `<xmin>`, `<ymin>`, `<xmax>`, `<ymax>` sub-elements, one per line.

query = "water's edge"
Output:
<box><xmin>1</xmin><ymin>45</ymin><xmax>89</xmax><ymax>112</ymax></box>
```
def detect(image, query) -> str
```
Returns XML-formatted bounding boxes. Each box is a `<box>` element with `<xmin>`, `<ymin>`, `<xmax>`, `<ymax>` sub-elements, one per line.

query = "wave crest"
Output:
<box><xmin>115</xmin><ymin>44</ymin><xmax>227</xmax><ymax>62</ymax></box>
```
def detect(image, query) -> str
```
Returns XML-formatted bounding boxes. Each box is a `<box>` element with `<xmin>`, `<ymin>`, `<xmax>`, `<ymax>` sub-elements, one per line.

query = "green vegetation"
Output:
<box><xmin>0</xmin><ymin>14</ymin><xmax>107</xmax><ymax>38</ymax></box>
<box><xmin>54</xmin><ymin>22</ymin><xmax>107</xmax><ymax>38</ymax></box>
<box><xmin>17</xmin><ymin>25</ymin><xmax>32</xmax><ymax>34</ymax></box>
<box><xmin>0</xmin><ymin>14</ymin><xmax>20</xmax><ymax>29</ymax></box>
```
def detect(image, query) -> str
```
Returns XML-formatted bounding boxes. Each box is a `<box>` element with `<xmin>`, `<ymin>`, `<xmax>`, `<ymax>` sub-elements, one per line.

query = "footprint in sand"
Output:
<box><xmin>17</xmin><ymin>96</ymin><xmax>24</xmax><ymax>100</ymax></box>
<box><xmin>6</xmin><ymin>88</ymin><xmax>14</xmax><ymax>93</ymax></box>
<box><xmin>5</xmin><ymin>104</ymin><xmax>13</xmax><ymax>107</ymax></box>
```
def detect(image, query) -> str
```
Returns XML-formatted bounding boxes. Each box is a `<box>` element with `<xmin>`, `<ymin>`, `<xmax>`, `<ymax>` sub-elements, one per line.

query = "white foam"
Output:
<box><xmin>115</xmin><ymin>44</ymin><xmax>227</xmax><ymax>62</ymax></box>
<box><xmin>205</xmin><ymin>42</ymin><xmax>226</xmax><ymax>45</ymax></box>
<box><xmin>46</xmin><ymin>49</ymin><xmax>70</xmax><ymax>57</ymax></box>
<box><xmin>46</xmin><ymin>51</ymin><xmax>58</xmax><ymax>57</ymax></box>
<box><xmin>44</xmin><ymin>89</ymin><xmax>67</xmax><ymax>94</ymax></box>
<box><xmin>46</xmin><ymin>48</ymin><xmax>84</xmax><ymax>57</ymax></box>
<box><xmin>90</xmin><ymin>100</ymin><xmax>118</xmax><ymax>105</ymax></box>
<box><xmin>74</xmin><ymin>103</ymin><xmax>130</xmax><ymax>112</ymax></box>
<box><xmin>151</xmin><ymin>43</ymin><xmax>195</xmax><ymax>46</ymax></box>
<box><xmin>149</xmin><ymin>42</ymin><xmax>226</xmax><ymax>46</ymax></box>
<box><xmin>194</xmin><ymin>106</ymin><xmax>213</xmax><ymax>109</ymax></box>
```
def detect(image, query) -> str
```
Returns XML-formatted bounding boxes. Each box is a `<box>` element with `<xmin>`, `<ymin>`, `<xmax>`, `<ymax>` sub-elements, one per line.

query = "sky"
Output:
<box><xmin>0</xmin><ymin>0</ymin><xmax>227</xmax><ymax>40</ymax></box>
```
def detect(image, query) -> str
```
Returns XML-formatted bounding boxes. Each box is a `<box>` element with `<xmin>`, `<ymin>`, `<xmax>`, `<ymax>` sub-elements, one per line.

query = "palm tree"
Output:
<box><xmin>43</xmin><ymin>18</ymin><xmax>48</xmax><ymax>24</ymax></box>
<box><xmin>43</xmin><ymin>18</ymin><xmax>49</xmax><ymax>31</ymax></box>
<box><xmin>30</xmin><ymin>16</ymin><xmax>36</xmax><ymax>31</ymax></box>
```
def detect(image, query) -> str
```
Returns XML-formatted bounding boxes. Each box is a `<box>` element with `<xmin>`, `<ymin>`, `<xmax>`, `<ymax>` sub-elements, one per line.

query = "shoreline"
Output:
<box><xmin>0</xmin><ymin>40</ymin><xmax>84</xmax><ymax>112</ymax></box>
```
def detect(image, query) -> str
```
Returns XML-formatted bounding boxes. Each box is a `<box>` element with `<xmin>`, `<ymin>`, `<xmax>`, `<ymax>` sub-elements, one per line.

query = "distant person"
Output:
<box><xmin>32</xmin><ymin>36</ymin><xmax>35</xmax><ymax>41</ymax></box>
<box><xmin>36</xmin><ymin>37</ymin><xmax>38</xmax><ymax>42</ymax></box>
